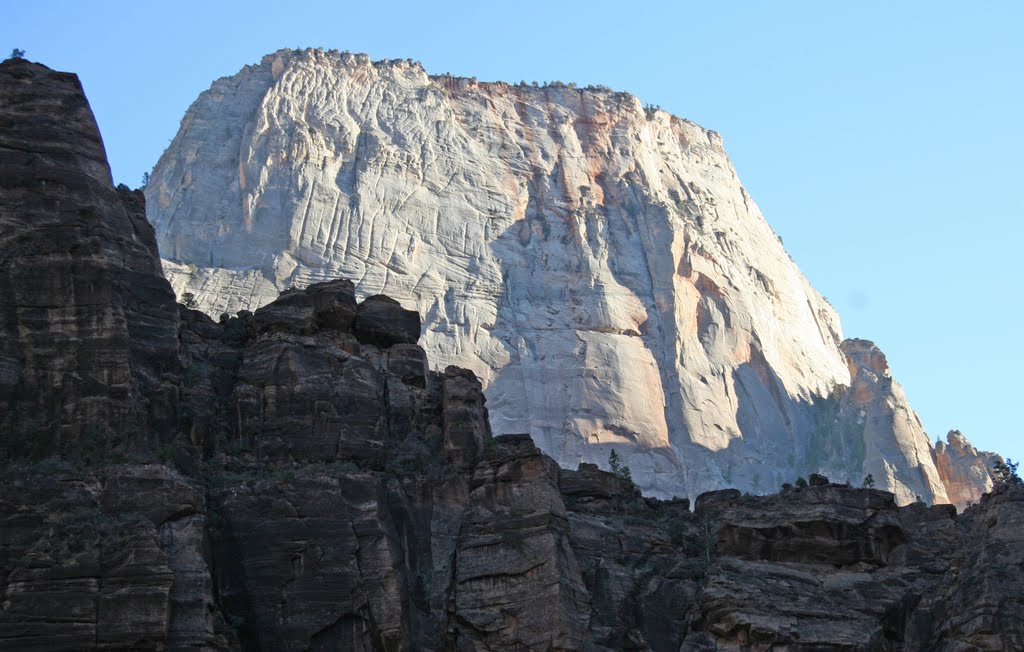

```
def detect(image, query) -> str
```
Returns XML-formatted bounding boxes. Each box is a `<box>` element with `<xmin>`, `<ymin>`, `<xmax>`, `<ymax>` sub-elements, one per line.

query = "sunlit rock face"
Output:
<box><xmin>147</xmin><ymin>48</ymin><xmax>981</xmax><ymax>502</ymax></box>
<box><xmin>935</xmin><ymin>429</ymin><xmax>1000</xmax><ymax>508</ymax></box>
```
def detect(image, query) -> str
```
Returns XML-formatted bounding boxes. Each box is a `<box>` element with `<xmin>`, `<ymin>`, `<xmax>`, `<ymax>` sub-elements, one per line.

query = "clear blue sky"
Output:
<box><xmin>4</xmin><ymin>1</ymin><xmax>1022</xmax><ymax>463</ymax></box>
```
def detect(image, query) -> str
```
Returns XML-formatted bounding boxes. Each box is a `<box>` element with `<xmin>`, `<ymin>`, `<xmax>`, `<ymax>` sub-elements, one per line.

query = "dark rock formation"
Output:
<box><xmin>1</xmin><ymin>59</ymin><xmax>1023</xmax><ymax>652</ymax></box>
<box><xmin>0</xmin><ymin>58</ymin><xmax>180</xmax><ymax>453</ymax></box>
<box><xmin>0</xmin><ymin>463</ymin><xmax>226</xmax><ymax>650</ymax></box>
<box><xmin>916</xmin><ymin>483</ymin><xmax>1024</xmax><ymax>647</ymax></box>
<box><xmin>442</xmin><ymin>366</ymin><xmax>489</xmax><ymax>470</ymax></box>
<box><xmin>353</xmin><ymin>294</ymin><xmax>421</xmax><ymax>348</ymax></box>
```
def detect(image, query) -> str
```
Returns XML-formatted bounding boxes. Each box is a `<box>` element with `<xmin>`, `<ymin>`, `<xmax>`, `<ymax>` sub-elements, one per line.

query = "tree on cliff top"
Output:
<box><xmin>993</xmin><ymin>458</ymin><xmax>1022</xmax><ymax>486</ymax></box>
<box><xmin>10</xmin><ymin>49</ymin><xmax>25</xmax><ymax>59</ymax></box>
<box><xmin>609</xmin><ymin>449</ymin><xmax>632</xmax><ymax>482</ymax></box>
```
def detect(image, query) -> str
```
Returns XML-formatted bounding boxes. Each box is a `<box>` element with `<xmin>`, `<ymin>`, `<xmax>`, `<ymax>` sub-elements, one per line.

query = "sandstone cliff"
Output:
<box><xmin>1</xmin><ymin>60</ymin><xmax>1023</xmax><ymax>650</ymax></box>
<box><xmin>935</xmin><ymin>429</ymin><xmax>1001</xmax><ymax>508</ymax></box>
<box><xmin>146</xmin><ymin>48</ymin><xmax>990</xmax><ymax>504</ymax></box>
<box><xmin>0</xmin><ymin>59</ymin><xmax>180</xmax><ymax>451</ymax></box>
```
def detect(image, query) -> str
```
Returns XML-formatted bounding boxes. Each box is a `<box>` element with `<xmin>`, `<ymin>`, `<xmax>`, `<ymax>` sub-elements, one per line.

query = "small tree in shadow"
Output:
<box><xmin>609</xmin><ymin>449</ymin><xmax>632</xmax><ymax>481</ymax></box>
<box><xmin>863</xmin><ymin>473</ymin><xmax>875</xmax><ymax>488</ymax></box>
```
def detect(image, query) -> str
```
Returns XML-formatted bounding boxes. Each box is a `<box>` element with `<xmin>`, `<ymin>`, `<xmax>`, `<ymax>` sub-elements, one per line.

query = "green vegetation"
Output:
<box><xmin>608</xmin><ymin>449</ymin><xmax>632</xmax><ymax>481</ymax></box>
<box><xmin>74</xmin><ymin>426</ymin><xmax>108</xmax><ymax>465</ymax></box>
<box><xmin>863</xmin><ymin>473</ymin><xmax>875</xmax><ymax>488</ymax></box>
<box><xmin>207</xmin><ymin>458</ymin><xmax>367</xmax><ymax>489</ymax></box>
<box><xmin>56</xmin><ymin>506</ymin><xmax>146</xmax><ymax>529</ymax></box>
<box><xmin>993</xmin><ymin>458</ymin><xmax>1022</xmax><ymax>486</ymax></box>
<box><xmin>181</xmin><ymin>291</ymin><xmax>199</xmax><ymax>309</ymax></box>
<box><xmin>10</xmin><ymin>48</ymin><xmax>25</xmax><ymax>59</ymax></box>
<box><xmin>387</xmin><ymin>453</ymin><xmax>427</xmax><ymax>475</ymax></box>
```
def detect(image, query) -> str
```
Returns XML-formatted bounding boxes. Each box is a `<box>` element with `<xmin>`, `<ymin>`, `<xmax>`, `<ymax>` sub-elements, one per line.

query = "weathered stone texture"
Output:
<box><xmin>935</xmin><ymin>429</ymin><xmax>1000</xmax><ymax>509</ymax></box>
<box><xmin>0</xmin><ymin>58</ymin><xmax>180</xmax><ymax>450</ymax></box>
<box><xmin>0</xmin><ymin>464</ymin><xmax>224</xmax><ymax>651</ymax></box>
<box><xmin>147</xmin><ymin>48</ymin><xmax>994</xmax><ymax>505</ymax></box>
<box><xmin>452</xmin><ymin>435</ymin><xmax>589</xmax><ymax>650</ymax></box>
<box><xmin>3</xmin><ymin>57</ymin><xmax>1023</xmax><ymax>652</ymax></box>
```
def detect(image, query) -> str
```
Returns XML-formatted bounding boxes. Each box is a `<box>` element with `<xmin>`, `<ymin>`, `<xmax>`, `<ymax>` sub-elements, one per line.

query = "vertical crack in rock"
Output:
<box><xmin>144</xmin><ymin>48</ymin><xmax>993</xmax><ymax>506</ymax></box>
<box><xmin>3</xmin><ymin>56</ymin><xmax>1022</xmax><ymax>651</ymax></box>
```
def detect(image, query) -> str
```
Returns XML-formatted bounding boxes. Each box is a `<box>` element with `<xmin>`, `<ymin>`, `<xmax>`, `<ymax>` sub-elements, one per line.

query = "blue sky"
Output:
<box><xmin>4</xmin><ymin>1</ymin><xmax>1022</xmax><ymax>464</ymax></box>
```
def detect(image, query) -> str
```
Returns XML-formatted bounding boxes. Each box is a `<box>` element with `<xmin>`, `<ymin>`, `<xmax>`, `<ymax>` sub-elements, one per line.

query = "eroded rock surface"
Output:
<box><xmin>0</xmin><ymin>463</ymin><xmax>226</xmax><ymax>650</ymax></box>
<box><xmin>147</xmin><ymin>48</ymin><xmax>993</xmax><ymax>503</ymax></box>
<box><xmin>3</xmin><ymin>57</ymin><xmax>1022</xmax><ymax>651</ymax></box>
<box><xmin>0</xmin><ymin>58</ymin><xmax>180</xmax><ymax>450</ymax></box>
<box><xmin>935</xmin><ymin>429</ymin><xmax>1000</xmax><ymax>509</ymax></box>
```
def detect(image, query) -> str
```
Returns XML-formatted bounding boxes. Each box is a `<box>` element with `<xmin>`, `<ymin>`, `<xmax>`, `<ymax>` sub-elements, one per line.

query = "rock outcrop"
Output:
<box><xmin>0</xmin><ymin>464</ymin><xmax>226</xmax><ymax>650</ymax></box>
<box><xmin>935</xmin><ymin>429</ymin><xmax>1001</xmax><ymax>508</ymax></box>
<box><xmin>0</xmin><ymin>58</ymin><xmax>180</xmax><ymax>452</ymax></box>
<box><xmin>146</xmin><ymin>48</ymin><xmax>994</xmax><ymax>503</ymax></box>
<box><xmin>7</xmin><ymin>449</ymin><xmax>1024</xmax><ymax>649</ymax></box>
<box><xmin>4</xmin><ymin>58</ymin><xmax>1022</xmax><ymax>651</ymax></box>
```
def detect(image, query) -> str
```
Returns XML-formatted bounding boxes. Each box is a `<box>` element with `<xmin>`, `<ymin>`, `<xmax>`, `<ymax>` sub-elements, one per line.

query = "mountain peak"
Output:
<box><xmin>147</xmin><ymin>49</ymin><xmax>992</xmax><ymax>506</ymax></box>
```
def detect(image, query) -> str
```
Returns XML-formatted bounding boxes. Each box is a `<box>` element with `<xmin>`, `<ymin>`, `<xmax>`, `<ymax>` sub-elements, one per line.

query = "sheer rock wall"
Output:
<box><xmin>147</xmin><ymin>49</ymin><xmax>987</xmax><ymax>503</ymax></box>
<box><xmin>0</xmin><ymin>60</ymin><xmax>1021</xmax><ymax>650</ymax></box>
<box><xmin>0</xmin><ymin>59</ymin><xmax>180</xmax><ymax>449</ymax></box>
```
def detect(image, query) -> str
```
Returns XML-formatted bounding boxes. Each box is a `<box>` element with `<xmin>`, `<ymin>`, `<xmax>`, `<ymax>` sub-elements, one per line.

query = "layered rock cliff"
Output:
<box><xmin>147</xmin><ymin>48</ymin><xmax>990</xmax><ymax>503</ymax></box>
<box><xmin>0</xmin><ymin>59</ymin><xmax>180</xmax><ymax>449</ymax></box>
<box><xmin>1</xmin><ymin>58</ymin><xmax>1023</xmax><ymax>650</ymax></box>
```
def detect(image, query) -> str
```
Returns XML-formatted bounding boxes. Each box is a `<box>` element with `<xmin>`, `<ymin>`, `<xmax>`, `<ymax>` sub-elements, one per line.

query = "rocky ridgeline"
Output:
<box><xmin>2</xmin><ymin>59</ymin><xmax>1023</xmax><ymax>651</ymax></box>
<box><xmin>147</xmin><ymin>48</ymin><xmax>997</xmax><ymax>505</ymax></box>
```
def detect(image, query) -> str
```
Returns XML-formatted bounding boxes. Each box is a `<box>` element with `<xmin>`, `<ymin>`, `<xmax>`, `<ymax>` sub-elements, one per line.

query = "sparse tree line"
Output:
<box><xmin>993</xmin><ymin>458</ymin><xmax>1022</xmax><ymax>486</ymax></box>
<box><xmin>600</xmin><ymin>452</ymin><xmax>1022</xmax><ymax>500</ymax></box>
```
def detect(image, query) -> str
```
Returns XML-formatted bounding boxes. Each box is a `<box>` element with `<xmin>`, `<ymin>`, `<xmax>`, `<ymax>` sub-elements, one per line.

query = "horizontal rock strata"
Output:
<box><xmin>0</xmin><ymin>59</ymin><xmax>180</xmax><ymax>450</ymax></box>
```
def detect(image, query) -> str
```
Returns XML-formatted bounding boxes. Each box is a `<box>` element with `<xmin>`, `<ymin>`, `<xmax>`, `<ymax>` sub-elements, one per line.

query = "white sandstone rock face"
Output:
<box><xmin>149</xmin><ymin>49</ymin><xmax>970</xmax><ymax>502</ymax></box>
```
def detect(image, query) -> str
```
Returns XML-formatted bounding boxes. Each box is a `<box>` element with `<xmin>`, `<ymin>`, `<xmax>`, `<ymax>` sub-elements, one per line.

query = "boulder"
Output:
<box><xmin>353</xmin><ymin>295</ymin><xmax>420</xmax><ymax>348</ymax></box>
<box><xmin>387</xmin><ymin>343</ymin><xmax>428</xmax><ymax>388</ymax></box>
<box><xmin>308</xmin><ymin>278</ymin><xmax>357</xmax><ymax>331</ymax></box>
<box><xmin>252</xmin><ymin>289</ymin><xmax>316</xmax><ymax>335</ymax></box>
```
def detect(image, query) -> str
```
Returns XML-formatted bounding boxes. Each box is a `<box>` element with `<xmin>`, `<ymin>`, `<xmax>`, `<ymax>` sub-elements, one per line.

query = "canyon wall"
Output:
<box><xmin>147</xmin><ymin>49</ymin><xmax>987</xmax><ymax>503</ymax></box>
<box><xmin>1</xmin><ymin>58</ymin><xmax>1022</xmax><ymax>650</ymax></box>
<box><xmin>0</xmin><ymin>58</ymin><xmax>180</xmax><ymax>450</ymax></box>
